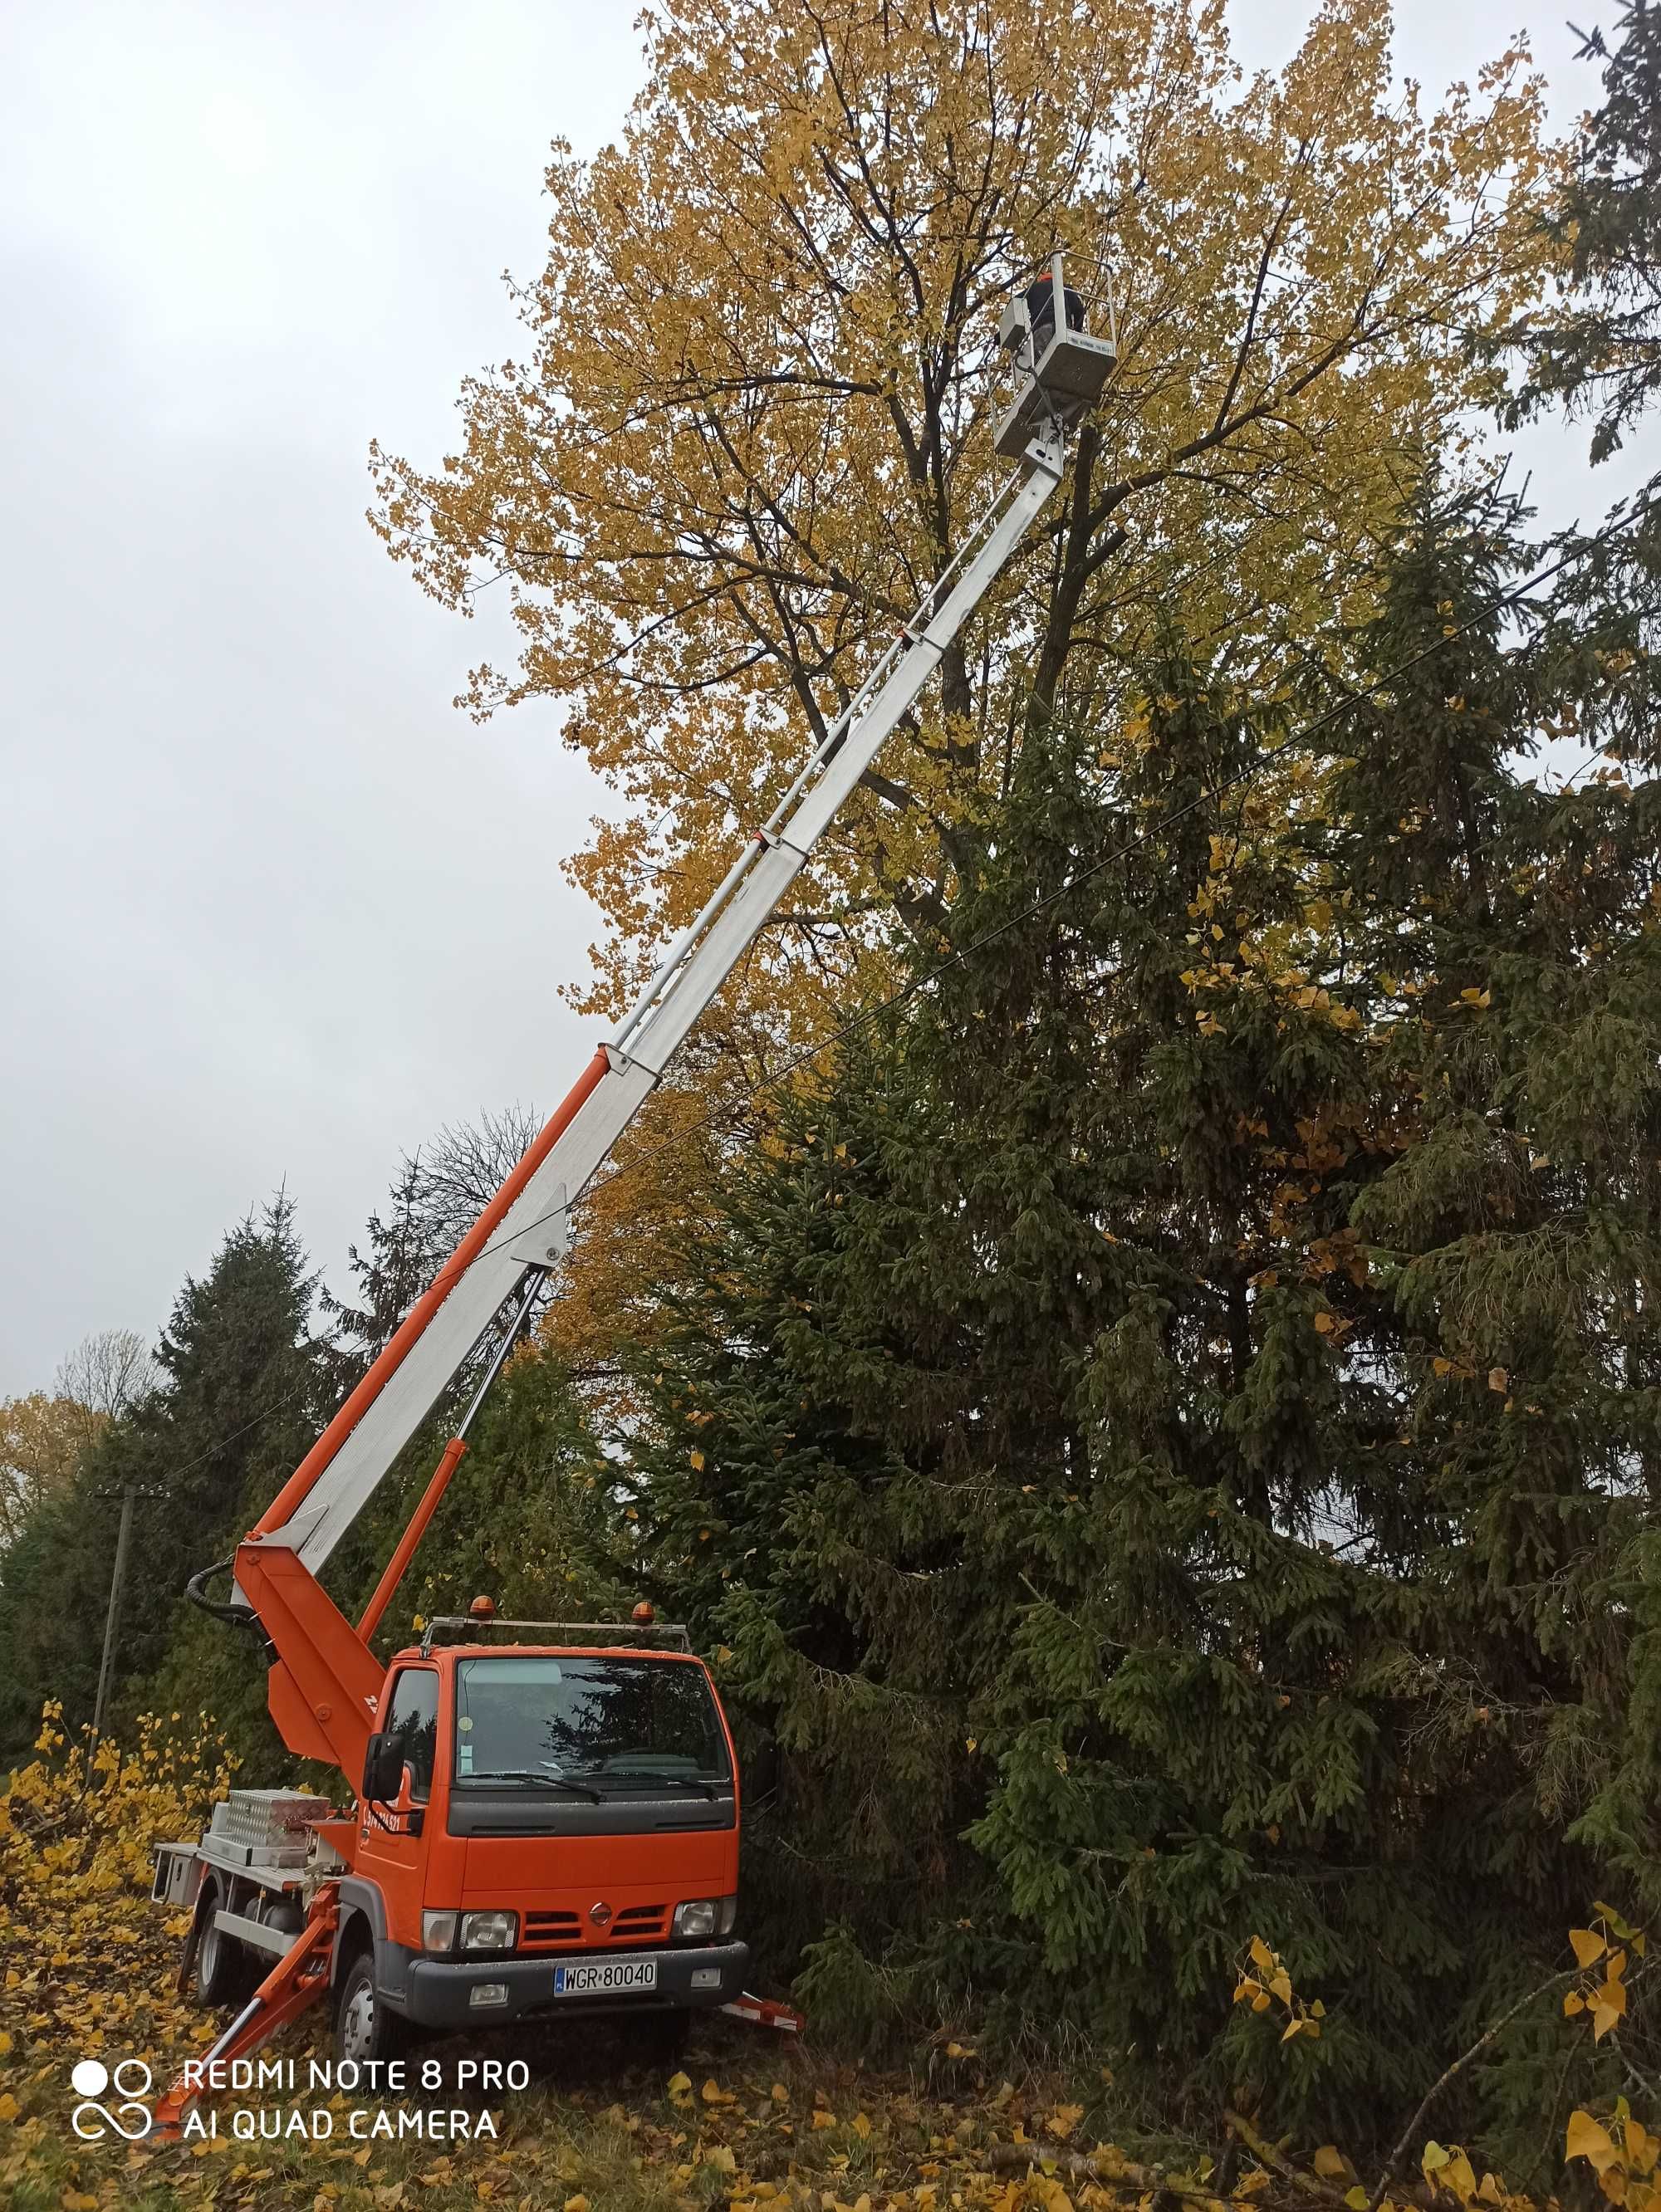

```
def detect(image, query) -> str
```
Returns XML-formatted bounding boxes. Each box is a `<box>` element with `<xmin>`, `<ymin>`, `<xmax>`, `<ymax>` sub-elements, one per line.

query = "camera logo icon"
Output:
<box><xmin>70</xmin><ymin>2057</ymin><xmax>154</xmax><ymax>2141</ymax></box>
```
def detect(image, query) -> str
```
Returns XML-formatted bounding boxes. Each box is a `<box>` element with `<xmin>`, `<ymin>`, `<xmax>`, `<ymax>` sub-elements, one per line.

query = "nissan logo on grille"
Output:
<box><xmin>588</xmin><ymin>1901</ymin><xmax>613</xmax><ymax>1928</ymax></box>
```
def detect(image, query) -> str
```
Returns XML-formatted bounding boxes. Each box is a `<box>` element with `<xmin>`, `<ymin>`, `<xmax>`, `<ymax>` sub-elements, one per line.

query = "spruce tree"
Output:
<box><xmin>1499</xmin><ymin>2</ymin><xmax>1661</xmax><ymax>458</ymax></box>
<box><xmin>627</xmin><ymin>471</ymin><xmax>1659</xmax><ymax>2156</ymax></box>
<box><xmin>0</xmin><ymin>1197</ymin><xmax>333</xmax><ymax>1760</ymax></box>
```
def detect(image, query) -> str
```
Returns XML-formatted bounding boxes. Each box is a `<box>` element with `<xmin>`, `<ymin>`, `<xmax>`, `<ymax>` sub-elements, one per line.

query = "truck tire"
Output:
<box><xmin>335</xmin><ymin>1948</ymin><xmax>407</xmax><ymax>2067</ymax></box>
<box><xmin>194</xmin><ymin>1880</ymin><xmax>252</xmax><ymax>2007</ymax></box>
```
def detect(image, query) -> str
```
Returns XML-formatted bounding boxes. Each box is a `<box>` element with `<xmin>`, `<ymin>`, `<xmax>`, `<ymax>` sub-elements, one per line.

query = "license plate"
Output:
<box><xmin>553</xmin><ymin>1958</ymin><xmax>658</xmax><ymax>1996</ymax></box>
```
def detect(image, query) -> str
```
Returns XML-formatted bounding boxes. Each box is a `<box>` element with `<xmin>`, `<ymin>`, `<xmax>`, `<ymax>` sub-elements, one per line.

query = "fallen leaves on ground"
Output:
<box><xmin>0</xmin><ymin>1722</ymin><xmax>1640</xmax><ymax>2212</ymax></box>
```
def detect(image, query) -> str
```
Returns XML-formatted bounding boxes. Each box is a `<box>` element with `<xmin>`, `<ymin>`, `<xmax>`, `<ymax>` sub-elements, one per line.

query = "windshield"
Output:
<box><xmin>452</xmin><ymin>1656</ymin><xmax>731</xmax><ymax>1788</ymax></box>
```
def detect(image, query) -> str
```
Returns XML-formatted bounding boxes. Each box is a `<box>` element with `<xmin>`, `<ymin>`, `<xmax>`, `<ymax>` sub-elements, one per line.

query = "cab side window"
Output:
<box><xmin>384</xmin><ymin>1669</ymin><xmax>439</xmax><ymax>1800</ymax></box>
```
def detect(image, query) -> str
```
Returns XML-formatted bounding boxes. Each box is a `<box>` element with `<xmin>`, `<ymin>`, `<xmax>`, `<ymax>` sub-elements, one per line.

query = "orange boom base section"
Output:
<box><xmin>238</xmin><ymin>1543</ymin><xmax>384</xmax><ymax>1776</ymax></box>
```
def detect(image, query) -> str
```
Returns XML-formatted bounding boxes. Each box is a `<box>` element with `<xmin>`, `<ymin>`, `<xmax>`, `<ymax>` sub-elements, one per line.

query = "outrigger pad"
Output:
<box><xmin>994</xmin><ymin>327</ymin><xmax>1117</xmax><ymax>459</ymax></box>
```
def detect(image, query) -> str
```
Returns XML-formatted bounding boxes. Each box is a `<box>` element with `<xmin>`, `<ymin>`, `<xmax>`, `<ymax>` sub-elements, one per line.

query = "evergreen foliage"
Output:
<box><xmin>386</xmin><ymin>1348</ymin><xmax>630</xmax><ymax>1642</ymax></box>
<box><xmin>0</xmin><ymin>1197</ymin><xmax>329</xmax><ymax>1759</ymax></box>
<box><xmin>625</xmin><ymin>474</ymin><xmax>1661</xmax><ymax>2153</ymax></box>
<box><xmin>1500</xmin><ymin>2</ymin><xmax>1661</xmax><ymax>458</ymax></box>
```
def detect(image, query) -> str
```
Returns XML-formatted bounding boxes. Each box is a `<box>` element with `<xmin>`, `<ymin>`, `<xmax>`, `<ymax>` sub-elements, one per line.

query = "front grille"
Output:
<box><xmin>611</xmin><ymin>1904</ymin><xmax>670</xmax><ymax>1941</ymax></box>
<box><xmin>519</xmin><ymin>1904</ymin><xmax>671</xmax><ymax>1950</ymax></box>
<box><xmin>522</xmin><ymin>1911</ymin><xmax>581</xmax><ymax>1950</ymax></box>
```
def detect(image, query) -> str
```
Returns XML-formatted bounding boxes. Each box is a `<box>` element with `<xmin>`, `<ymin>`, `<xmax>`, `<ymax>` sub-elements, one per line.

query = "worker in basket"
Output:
<box><xmin>1024</xmin><ymin>271</ymin><xmax>1087</xmax><ymax>350</ymax></box>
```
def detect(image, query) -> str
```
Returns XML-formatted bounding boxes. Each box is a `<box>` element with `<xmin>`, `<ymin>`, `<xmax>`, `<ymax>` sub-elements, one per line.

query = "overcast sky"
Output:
<box><xmin>0</xmin><ymin>0</ymin><xmax>1639</xmax><ymax>1397</ymax></box>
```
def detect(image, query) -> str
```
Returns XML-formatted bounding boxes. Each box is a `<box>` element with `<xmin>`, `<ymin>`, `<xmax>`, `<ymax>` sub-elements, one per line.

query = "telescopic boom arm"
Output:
<box><xmin>218</xmin><ymin>262</ymin><xmax>1115</xmax><ymax>1784</ymax></box>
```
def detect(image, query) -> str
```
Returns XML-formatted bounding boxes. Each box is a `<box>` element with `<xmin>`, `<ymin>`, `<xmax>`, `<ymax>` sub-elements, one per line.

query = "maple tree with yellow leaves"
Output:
<box><xmin>371</xmin><ymin>0</ymin><xmax>1559</xmax><ymax>1030</ymax></box>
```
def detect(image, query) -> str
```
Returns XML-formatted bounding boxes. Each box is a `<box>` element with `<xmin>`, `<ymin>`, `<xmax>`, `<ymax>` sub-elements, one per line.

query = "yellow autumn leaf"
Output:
<box><xmin>702</xmin><ymin>2077</ymin><xmax>737</xmax><ymax>2104</ymax></box>
<box><xmin>853</xmin><ymin>2112</ymin><xmax>873</xmax><ymax>2140</ymax></box>
<box><xmin>1248</xmin><ymin>1936</ymin><xmax>1274</xmax><ymax>1974</ymax></box>
<box><xmin>1567</xmin><ymin>2111</ymin><xmax>1620</xmax><ymax>2172</ymax></box>
<box><xmin>811</xmin><ymin>2108</ymin><xmax>839</xmax><ymax>2130</ymax></box>
<box><xmin>1313</xmin><ymin>2148</ymin><xmax>1349</xmax><ymax>2180</ymax></box>
<box><xmin>0</xmin><ymin>2093</ymin><xmax>18</xmax><ymax>2122</ymax></box>
<box><xmin>689</xmin><ymin>1449</ymin><xmax>705</xmax><ymax>1472</ymax></box>
<box><xmin>1570</xmin><ymin>1927</ymin><xmax>1608</xmax><ymax>1969</ymax></box>
<box><xmin>1487</xmin><ymin>1368</ymin><xmax>1508</xmax><ymax>1393</ymax></box>
<box><xmin>1441</xmin><ymin>2150</ymin><xmax>1477</xmax><ymax>2203</ymax></box>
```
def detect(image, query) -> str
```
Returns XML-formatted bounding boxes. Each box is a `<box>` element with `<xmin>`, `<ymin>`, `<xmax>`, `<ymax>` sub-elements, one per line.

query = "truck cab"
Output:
<box><xmin>335</xmin><ymin>1626</ymin><xmax>748</xmax><ymax>2058</ymax></box>
<box><xmin>154</xmin><ymin>1616</ymin><xmax>752</xmax><ymax>2070</ymax></box>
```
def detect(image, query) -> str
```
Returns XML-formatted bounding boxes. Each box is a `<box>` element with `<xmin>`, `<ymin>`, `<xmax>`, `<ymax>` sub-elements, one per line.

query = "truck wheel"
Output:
<box><xmin>335</xmin><ymin>1949</ymin><xmax>406</xmax><ymax>2066</ymax></box>
<box><xmin>194</xmin><ymin>1882</ymin><xmax>252</xmax><ymax>2007</ymax></box>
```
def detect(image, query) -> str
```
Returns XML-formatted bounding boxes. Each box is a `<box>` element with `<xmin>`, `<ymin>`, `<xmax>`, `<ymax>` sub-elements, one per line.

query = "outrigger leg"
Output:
<box><xmin>151</xmin><ymin>1887</ymin><xmax>340</xmax><ymax>2140</ymax></box>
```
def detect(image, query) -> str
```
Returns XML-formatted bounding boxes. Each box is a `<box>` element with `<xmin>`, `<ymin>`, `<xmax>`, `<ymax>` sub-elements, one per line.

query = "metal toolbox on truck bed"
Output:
<box><xmin>208</xmin><ymin>1789</ymin><xmax>333</xmax><ymax>1867</ymax></box>
<box><xmin>149</xmin><ymin>1789</ymin><xmax>335</xmax><ymax>1908</ymax></box>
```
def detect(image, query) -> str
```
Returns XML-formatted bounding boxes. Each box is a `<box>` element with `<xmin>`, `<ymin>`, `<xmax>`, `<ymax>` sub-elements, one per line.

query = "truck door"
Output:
<box><xmin>357</xmin><ymin>1665</ymin><xmax>439</xmax><ymax>1918</ymax></box>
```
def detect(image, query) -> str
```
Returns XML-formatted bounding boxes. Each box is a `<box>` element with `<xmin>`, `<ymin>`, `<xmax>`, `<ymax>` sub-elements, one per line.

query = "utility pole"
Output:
<box><xmin>86</xmin><ymin>1480</ymin><xmax>161</xmax><ymax>1786</ymax></box>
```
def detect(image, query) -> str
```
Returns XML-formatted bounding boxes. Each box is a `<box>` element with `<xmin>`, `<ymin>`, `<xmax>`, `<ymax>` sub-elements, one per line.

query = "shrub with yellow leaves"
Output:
<box><xmin>1567</xmin><ymin>2102</ymin><xmax>1661</xmax><ymax>2210</ymax></box>
<box><xmin>1227</xmin><ymin>1917</ymin><xmax>1659</xmax><ymax>2212</ymax></box>
<box><xmin>1563</xmin><ymin>1906</ymin><xmax>1648</xmax><ymax>2043</ymax></box>
<box><xmin>0</xmin><ymin>1702</ymin><xmax>237</xmax><ymax>2147</ymax></box>
<box><xmin>1232</xmin><ymin>1936</ymin><xmax>1325</xmax><ymax>2046</ymax></box>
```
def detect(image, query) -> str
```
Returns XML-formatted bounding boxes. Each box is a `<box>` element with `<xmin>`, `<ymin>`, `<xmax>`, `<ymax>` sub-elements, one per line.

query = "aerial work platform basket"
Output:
<box><xmin>994</xmin><ymin>251</ymin><xmax>1117</xmax><ymax>460</ymax></box>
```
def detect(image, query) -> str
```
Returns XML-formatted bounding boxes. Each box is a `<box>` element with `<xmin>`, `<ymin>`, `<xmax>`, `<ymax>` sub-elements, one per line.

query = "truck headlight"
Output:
<box><xmin>460</xmin><ymin>1910</ymin><xmax>518</xmax><ymax>1952</ymax></box>
<box><xmin>422</xmin><ymin>1911</ymin><xmax>458</xmax><ymax>1953</ymax></box>
<box><xmin>674</xmin><ymin>1897</ymin><xmax>736</xmax><ymax>1940</ymax></box>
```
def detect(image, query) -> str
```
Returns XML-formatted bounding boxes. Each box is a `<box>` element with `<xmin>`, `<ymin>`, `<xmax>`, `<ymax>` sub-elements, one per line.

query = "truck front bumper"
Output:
<box><xmin>400</xmin><ymin>1940</ymin><xmax>752</xmax><ymax>2029</ymax></box>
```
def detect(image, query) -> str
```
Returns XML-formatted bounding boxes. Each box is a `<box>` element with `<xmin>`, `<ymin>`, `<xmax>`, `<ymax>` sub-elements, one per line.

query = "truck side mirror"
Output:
<box><xmin>361</xmin><ymin>1730</ymin><xmax>406</xmax><ymax>1803</ymax></box>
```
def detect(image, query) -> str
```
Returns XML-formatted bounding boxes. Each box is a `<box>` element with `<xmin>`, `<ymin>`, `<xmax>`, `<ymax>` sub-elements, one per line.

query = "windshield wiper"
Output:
<box><xmin>467</xmin><ymin>1769</ymin><xmax>603</xmax><ymax>1802</ymax></box>
<box><xmin>600</xmin><ymin>1770</ymin><xmax>719</xmax><ymax>1799</ymax></box>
